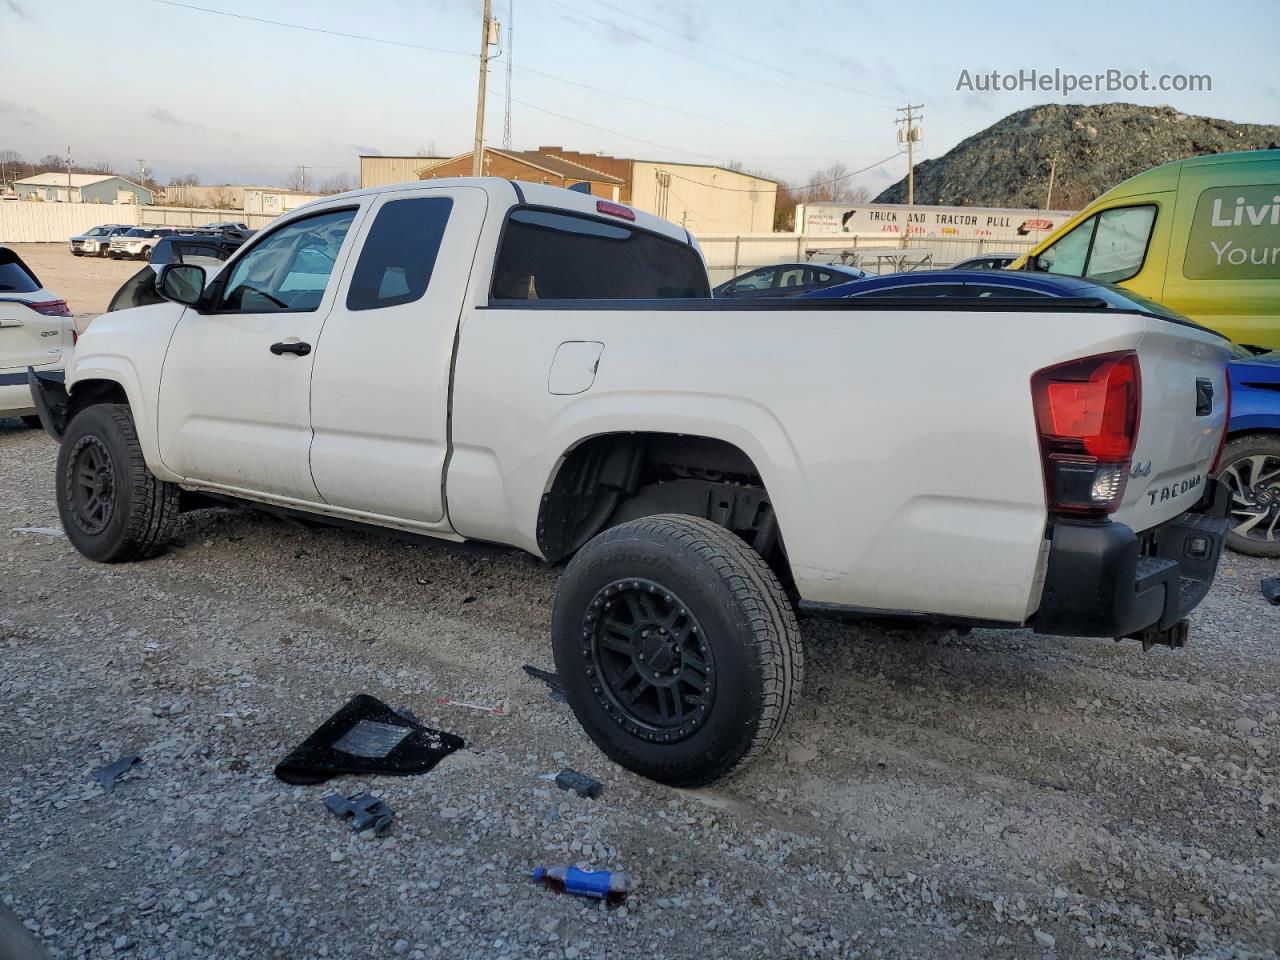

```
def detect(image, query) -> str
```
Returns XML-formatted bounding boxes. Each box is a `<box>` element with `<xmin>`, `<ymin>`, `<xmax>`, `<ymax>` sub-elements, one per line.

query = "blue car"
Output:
<box><xmin>806</xmin><ymin>270</ymin><xmax>1280</xmax><ymax>556</ymax></box>
<box><xmin>1223</xmin><ymin>347</ymin><xmax>1280</xmax><ymax>556</ymax></box>
<box><xmin>800</xmin><ymin>269</ymin><xmax>1188</xmax><ymax>311</ymax></box>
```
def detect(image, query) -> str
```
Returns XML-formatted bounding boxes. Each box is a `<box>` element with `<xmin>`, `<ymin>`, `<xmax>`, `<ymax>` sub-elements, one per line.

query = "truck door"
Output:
<box><xmin>308</xmin><ymin>185</ymin><xmax>487</xmax><ymax>524</ymax></box>
<box><xmin>156</xmin><ymin>205</ymin><xmax>362</xmax><ymax>500</ymax></box>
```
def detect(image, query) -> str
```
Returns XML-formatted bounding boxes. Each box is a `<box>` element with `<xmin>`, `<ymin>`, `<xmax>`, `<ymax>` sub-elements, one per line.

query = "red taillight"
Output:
<box><xmin>596</xmin><ymin>200</ymin><xmax>636</xmax><ymax>221</ymax></box>
<box><xmin>1032</xmin><ymin>351</ymin><xmax>1141</xmax><ymax>517</ymax></box>
<box><xmin>28</xmin><ymin>299</ymin><xmax>71</xmax><ymax>317</ymax></box>
<box><xmin>1211</xmin><ymin>374</ymin><xmax>1232</xmax><ymax>473</ymax></box>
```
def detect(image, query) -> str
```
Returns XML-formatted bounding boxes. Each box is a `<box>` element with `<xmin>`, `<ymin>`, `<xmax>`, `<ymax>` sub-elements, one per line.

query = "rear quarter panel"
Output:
<box><xmin>448</xmin><ymin>305</ymin><xmax>1165</xmax><ymax>623</ymax></box>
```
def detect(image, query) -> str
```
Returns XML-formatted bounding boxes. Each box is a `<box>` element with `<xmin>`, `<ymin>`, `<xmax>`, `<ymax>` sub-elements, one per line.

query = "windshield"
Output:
<box><xmin>85</xmin><ymin>227</ymin><xmax>107</xmax><ymax>236</ymax></box>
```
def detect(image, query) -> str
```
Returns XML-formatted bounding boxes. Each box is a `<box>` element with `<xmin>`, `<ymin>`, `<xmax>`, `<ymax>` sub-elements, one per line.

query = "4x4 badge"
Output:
<box><xmin>1130</xmin><ymin>461</ymin><xmax>1152</xmax><ymax>478</ymax></box>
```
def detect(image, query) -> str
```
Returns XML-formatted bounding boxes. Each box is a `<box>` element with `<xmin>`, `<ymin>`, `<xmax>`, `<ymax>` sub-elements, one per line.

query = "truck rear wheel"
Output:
<box><xmin>1220</xmin><ymin>435</ymin><xmax>1280</xmax><ymax>557</ymax></box>
<box><xmin>552</xmin><ymin>514</ymin><xmax>803</xmax><ymax>786</ymax></box>
<box><xmin>56</xmin><ymin>403</ymin><xmax>179</xmax><ymax>563</ymax></box>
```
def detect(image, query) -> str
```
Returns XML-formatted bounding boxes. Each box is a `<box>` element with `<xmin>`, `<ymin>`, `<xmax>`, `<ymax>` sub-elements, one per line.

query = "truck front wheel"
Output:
<box><xmin>56</xmin><ymin>403</ymin><xmax>179</xmax><ymax>562</ymax></box>
<box><xmin>552</xmin><ymin>514</ymin><xmax>803</xmax><ymax>786</ymax></box>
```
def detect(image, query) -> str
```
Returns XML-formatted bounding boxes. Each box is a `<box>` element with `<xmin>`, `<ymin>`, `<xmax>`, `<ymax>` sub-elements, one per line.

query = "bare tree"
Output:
<box><xmin>168</xmin><ymin>173</ymin><xmax>201</xmax><ymax>187</ymax></box>
<box><xmin>318</xmin><ymin>172</ymin><xmax>354</xmax><ymax>195</ymax></box>
<box><xmin>284</xmin><ymin>166</ymin><xmax>308</xmax><ymax>192</ymax></box>
<box><xmin>415</xmin><ymin>141</ymin><xmax>439</xmax><ymax>157</ymax></box>
<box><xmin>211</xmin><ymin>187</ymin><xmax>234</xmax><ymax>210</ymax></box>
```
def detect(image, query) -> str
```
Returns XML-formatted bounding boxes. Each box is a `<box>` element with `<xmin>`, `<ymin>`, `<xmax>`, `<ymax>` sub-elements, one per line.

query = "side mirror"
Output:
<box><xmin>156</xmin><ymin>263</ymin><xmax>206</xmax><ymax>307</ymax></box>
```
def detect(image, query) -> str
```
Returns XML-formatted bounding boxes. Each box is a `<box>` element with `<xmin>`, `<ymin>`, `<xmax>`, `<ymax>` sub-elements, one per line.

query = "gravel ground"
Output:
<box><xmin>2</xmin><ymin>418</ymin><xmax>1278</xmax><ymax>960</ymax></box>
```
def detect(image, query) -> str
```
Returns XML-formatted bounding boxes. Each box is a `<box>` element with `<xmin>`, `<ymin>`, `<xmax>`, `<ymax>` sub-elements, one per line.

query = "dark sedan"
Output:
<box><xmin>713</xmin><ymin>262</ymin><xmax>867</xmax><ymax>298</ymax></box>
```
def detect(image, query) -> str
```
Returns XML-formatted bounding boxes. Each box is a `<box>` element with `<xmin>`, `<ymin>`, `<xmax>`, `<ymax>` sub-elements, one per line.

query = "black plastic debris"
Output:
<box><xmin>522</xmin><ymin>664</ymin><xmax>568</xmax><ymax>704</ymax></box>
<box><xmin>555</xmin><ymin>768</ymin><xmax>603</xmax><ymax>799</ymax></box>
<box><xmin>92</xmin><ymin>755</ymin><xmax>141</xmax><ymax>794</ymax></box>
<box><xmin>324</xmin><ymin>793</ymin><xmax>394</xmax><ymax>834</ymax></box>
<box><xmin>274</xmin><ymin>694</ymin><xmax>464</xmax><ymax>786</ymax></box>
<box><xmin>1263</xmin><ymin>577</ymin><xmax>1280</xmax><ymax>605</ymax></box>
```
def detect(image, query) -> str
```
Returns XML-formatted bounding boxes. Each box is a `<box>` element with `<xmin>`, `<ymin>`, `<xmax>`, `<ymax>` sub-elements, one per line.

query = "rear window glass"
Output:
<box><xmin>0</xmin><ymin>249</ymin><xmax>41</xmax><ymax>293</ymax></box>
<box><xmin>492</xmin><ymin>208</ymin><xmax>708</xmax><ymax>300</ymax></box>
<box><xmin>347</xmin><ymin>196</ymin><xmax>452</xmax><ymax>311</ymax></box>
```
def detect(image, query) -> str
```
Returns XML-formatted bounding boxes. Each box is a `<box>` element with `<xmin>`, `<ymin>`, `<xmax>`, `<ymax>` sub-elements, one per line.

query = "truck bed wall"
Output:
<box><xmin>446</xmin><ymin>305</ymin><xmax>1161</xmax><ymax>624</ymax></box>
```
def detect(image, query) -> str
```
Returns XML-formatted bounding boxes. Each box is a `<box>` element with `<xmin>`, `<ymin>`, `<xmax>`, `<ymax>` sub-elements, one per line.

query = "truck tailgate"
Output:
<box><xmin>1113</xmin><ymin>320</ymin><xmax>1232</xmax><ymax>533</ymax></box>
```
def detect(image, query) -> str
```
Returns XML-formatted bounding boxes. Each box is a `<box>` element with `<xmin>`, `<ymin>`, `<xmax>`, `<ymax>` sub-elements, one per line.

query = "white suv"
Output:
<box><xmin>0</xmin><ymin>246</ymin><xmax>74</xmax><ymax>424</ymax></box>
<box><xmin>69</xmin><ymin>225</ymin><xmax>132</xmax><ymax>257</ymax></box>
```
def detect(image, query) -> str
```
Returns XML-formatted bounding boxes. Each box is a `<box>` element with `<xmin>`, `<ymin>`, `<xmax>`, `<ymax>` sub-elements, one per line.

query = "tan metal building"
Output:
<box><xmin>359</xmin><ymin>155</ymin><xmax>449</xmax><ymax>189</ymax></box>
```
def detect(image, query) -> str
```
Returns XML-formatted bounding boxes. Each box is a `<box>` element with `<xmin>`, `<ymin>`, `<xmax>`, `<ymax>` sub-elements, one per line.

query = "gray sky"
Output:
<box><xmin>3</xmin><ymin>0</ymin><xmax>1276</xmax><ymax>190</ymax></box>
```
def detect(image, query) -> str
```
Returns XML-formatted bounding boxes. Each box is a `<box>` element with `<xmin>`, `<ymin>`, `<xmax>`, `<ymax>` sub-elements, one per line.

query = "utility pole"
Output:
<box><xmin>135</xmin><ymin>158</ymin><xmax>147</xmax><ymax>190</ymax></box>
<box><xmin>1044</xmin><ymin>153</ymin><xmax>1058</xmax><ymax>209</ymax></box>
<box><xmin>501</xmin><ymin>0</ymin><xmax>514</xmax><ymax>150</ymax></box>
<box><xmin>472</xmin><ymin>0</ymin><xmax>495</xmax><ymax>176</ymax></box>
<box><xmin>895</xmin><ymin>104</ymin><xmax>924</xmax><ymax>207</ymax></box>
<box><xmin>66</xmin><ymin>145</ymin><xmax>74</xmax><ymax>203</ymax></box>
<box><xmin>300</xmin><ymin>165</ymin><xmax>308</xmax><ymax>192</ymax></box>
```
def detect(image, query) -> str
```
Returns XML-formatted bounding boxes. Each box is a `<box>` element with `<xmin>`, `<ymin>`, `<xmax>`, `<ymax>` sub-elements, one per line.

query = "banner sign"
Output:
<box><xmin>798</xmin><ymin>202</ymin><xmax>1076</xmax><ymax>242</ymax></box>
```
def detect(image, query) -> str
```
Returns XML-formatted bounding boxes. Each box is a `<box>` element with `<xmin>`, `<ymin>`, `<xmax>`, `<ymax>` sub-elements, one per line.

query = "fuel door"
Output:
<box><xmin>548</xmin><ymin>341</ymin><xmax>604</xmax><ymax>396</ymax></box>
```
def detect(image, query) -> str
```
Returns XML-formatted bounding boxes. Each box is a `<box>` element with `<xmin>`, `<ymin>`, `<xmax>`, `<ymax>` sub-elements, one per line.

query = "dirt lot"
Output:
<box><xmin>1</xmin><ymin>260</ymin><xmax>1279</xmax><ymax>959</ymax></box>
<box><xmin>11</xmin><ymin>243</ymin><xmax>143</xmax><ymax>318</ymax></box>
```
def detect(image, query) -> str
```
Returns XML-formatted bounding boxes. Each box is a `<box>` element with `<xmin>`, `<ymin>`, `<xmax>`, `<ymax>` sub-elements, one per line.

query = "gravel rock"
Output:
<box><xmin>1</xmin><ymin>421</ymin><xmax>1278</xmax><ymax>959</ymax></box>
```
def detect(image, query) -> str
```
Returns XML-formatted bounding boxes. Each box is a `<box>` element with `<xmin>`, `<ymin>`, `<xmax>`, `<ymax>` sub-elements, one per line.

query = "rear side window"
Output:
<box><xmin>347</xmin><ymin>196</ymin><xmax>453</xmax><ymax>311</ymax></box>
<box><xmin>0</xmin><ymin>249</ymin><xmax>41</xmax><ymax>293</ymax></box>
<box><xmin>492</xmin><ymin>208</ymin><xmax>709</xmax><ymax>300</ymax></box>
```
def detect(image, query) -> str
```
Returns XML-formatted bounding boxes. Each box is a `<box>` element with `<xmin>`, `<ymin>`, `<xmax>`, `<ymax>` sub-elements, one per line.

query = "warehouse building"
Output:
<box><xmin>359</xmin><ymin>154</ymin><xmax>449</xmax><ymax>189</ymax></box>
<box><xmin>359</xmin><ymin>148</ymin><xmax>778</xmax><ymax>234</ymax></box>
<box><xmin>15</xmin><ymin>173</ymin><xmax>153</xmax><ymax>204</ymax></box>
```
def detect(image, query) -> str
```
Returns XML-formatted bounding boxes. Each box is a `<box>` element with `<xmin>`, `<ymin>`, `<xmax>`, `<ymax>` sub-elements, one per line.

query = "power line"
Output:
<box><xmin>150</xmin><ymin>0</ymin><xmax>473</xmax><ymax>58</ymax></box>
<box><xmin>148</xmin><ymin>0</ymin><xmax>875</xmax><ymax>151</ymax></box>
<box><xmin>539</xmin><ymin>0</ymin><xmax>891</xmax><ymax>104</ymax></box>
<box><xmin>657</xmin><ymin>153</ymin><xmax>906</xmax><ymax>192</ymax></box>
<box><xmin>510</xmin><ymin>95</ymin><xmax>906</xmax><ymax>183</ymax></box>
<box><xmin>577</xmin><ymin>0</ymin><xmax>899</xmax><ymax>103</ymax></box>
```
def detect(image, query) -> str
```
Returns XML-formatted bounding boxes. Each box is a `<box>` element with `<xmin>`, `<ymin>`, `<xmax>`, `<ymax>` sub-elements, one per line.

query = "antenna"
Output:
<box><xmin>502</xmin><ymin>0</ymin><xmax>513</xmax><ymax>149</ymax></box>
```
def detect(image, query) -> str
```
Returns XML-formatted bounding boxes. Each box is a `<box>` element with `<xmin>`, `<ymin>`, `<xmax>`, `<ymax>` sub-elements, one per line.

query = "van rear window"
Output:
<box><xmin>491</xmin><ymin>208</ymin><xmax>708</xmax><ymax>300</ymax></box>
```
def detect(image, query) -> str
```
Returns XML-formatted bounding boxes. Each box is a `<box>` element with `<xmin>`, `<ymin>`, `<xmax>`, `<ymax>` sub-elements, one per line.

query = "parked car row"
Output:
<box><xmin>68</xmin><ymin>222</ymin><xmax>254</xmax><ymax>261</ymax></box>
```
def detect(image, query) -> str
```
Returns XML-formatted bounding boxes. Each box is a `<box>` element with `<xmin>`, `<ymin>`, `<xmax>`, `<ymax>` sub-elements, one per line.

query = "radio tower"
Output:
<box><xmin>502</xmin><ymin>0</ymin><xmax>513</xmax><ymax>149</ymax></box>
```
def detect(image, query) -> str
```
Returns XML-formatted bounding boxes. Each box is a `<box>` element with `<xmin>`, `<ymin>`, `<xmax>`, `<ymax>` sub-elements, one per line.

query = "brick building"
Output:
<box><xmin>417</xmin><ymin>149</ymin><xmax>624</xmax><ymax>200</ymax></box>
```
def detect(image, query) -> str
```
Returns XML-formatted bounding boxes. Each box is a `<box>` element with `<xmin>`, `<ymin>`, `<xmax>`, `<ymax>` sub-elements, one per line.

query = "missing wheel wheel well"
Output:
<box><xmin>537</xmin><ymin>432</ymin><xmax>790</xmax><ymax>583</ymax></box>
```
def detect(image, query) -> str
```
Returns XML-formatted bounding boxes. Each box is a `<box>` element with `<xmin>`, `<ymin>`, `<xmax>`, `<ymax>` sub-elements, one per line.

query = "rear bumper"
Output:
<box><xmin>1033</xmin><ymin>479</ymin><xmax>1230</xmax><ymax>639</ymax></box>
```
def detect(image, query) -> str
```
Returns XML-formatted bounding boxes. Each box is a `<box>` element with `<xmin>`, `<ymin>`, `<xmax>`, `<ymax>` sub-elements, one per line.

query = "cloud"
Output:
<box><xmin>149</xmin><ymin>107</ymin><xmax>194</xmax><ymax>127</ymax></box>
<box><xmin>0</xmin><ymin>100</ymin><xmax>42</xmax><ymax>127</ymax></box>
<box><xmin>5</xmin><ymin>0</ymin><xmax>29</xmax><ymax>18</ymax></box>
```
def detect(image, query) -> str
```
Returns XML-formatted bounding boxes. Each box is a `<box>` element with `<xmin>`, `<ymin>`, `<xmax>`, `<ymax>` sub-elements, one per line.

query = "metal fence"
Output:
<box><xmin>0</xmin><ymin>202</ymin><xmax>279</xmax><ymax>243</ymax></box>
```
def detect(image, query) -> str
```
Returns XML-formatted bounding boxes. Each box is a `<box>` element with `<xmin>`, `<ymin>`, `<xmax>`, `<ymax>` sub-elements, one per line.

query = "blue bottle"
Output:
<box><xmin>533</xmin><ymin>865</ymin><xmax>633</xmax><ymax>903</ymax></box>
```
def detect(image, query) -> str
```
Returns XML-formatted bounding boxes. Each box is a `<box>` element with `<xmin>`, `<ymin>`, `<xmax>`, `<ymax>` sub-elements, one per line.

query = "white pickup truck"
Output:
<box><xmin>29</xmin><ymin>179</ymin><xmax>1233</xmax><ymax>786</ymax></box>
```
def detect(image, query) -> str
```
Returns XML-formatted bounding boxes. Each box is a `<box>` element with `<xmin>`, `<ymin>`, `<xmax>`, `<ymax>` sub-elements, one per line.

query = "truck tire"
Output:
<box><xmin>552</xmin><ymin>514</ymin><xmax>803</xmax><ymax>786</ymax></box>
<box><xmin>1219</xmin><ymin>435</ymin><xmax>1280</xmax><ymax>557</ymax></box>
<box><xmin>140</xmin><ymin>246</ymin><xmax>152</xmax><ymax>262</ymax></box>
<box><xmin>55</xmin><ymin>403</ymin><xmax>179</xmax><ymax>563</ymax></box>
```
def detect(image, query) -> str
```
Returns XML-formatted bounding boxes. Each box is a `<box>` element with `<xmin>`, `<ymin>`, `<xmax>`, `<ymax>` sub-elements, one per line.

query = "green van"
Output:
<box><xmin>1015</xmin><ymin>149</ymin><xmax>1280</xmax><ymax>349</ymax></box>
